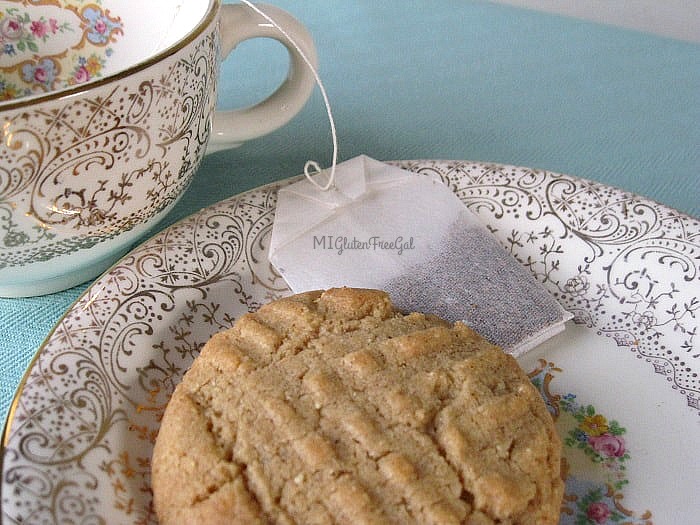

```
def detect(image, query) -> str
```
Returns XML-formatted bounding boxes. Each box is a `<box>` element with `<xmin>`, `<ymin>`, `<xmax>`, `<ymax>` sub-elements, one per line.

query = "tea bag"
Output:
<box><xmin>269</xmin><ymin>156</ymin><xmax>572</xmax><ymax>356</ymax></box>
<box><xmin>249</xmin><ymin>4</ymin><xmax>569</xmax><ymax>355</ymax></box>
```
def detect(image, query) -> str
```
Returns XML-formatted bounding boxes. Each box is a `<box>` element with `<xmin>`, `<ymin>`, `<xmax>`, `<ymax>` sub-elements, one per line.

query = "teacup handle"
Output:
<box><xmin>206</xmin><ymin>3</ymin><xmax>317</xmax><ymax>152</ymax></box>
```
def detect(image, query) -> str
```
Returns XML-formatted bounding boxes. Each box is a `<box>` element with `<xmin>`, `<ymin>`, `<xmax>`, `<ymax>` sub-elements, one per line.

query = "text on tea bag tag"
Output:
<box><xmin>269</xmin><ymin>156</ymin><xmax>459</xmax><ymax>289</ymax></box>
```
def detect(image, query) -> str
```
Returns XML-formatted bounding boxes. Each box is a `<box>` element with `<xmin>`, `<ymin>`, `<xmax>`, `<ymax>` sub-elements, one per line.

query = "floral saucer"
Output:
<box><xmin>2</xmin><ymin>160</ymin><xmax>698</xmax><ymax>523</ymax></box>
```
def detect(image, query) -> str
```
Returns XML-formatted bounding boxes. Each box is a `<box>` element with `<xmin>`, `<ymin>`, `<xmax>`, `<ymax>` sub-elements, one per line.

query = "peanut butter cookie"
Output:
<box><xmin>151</xmin><ymin>288</ymin><xmax>563</xmax><ymax>524</ymax></box>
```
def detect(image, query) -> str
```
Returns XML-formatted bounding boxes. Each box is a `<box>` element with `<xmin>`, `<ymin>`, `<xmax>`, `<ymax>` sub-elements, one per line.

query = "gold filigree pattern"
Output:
<box><xmin>0</xmin><ymin>19</ymin><xmax>218</xmax><ymax>269</ymax></box>
<box><xmin>2</xmin><ymin>161</ymin><xmax>698</xmax><ymax>523</ymax></box>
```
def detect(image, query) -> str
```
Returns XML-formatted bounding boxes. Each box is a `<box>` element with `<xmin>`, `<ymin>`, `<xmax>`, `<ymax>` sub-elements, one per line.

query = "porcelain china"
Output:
<box><xmin>0</xmin><ymin>0</ymin><xmax>317</xmax><ymax>297</ymax></box>
<box><xmin>0</xmin><ymin>0</ymin><xmax>210</xmax><ymax>100</ymax></box>
<box><xmin>2</xmin><ymin>160</ymin><xmax>698</xmax><ymax>524</ymax></box>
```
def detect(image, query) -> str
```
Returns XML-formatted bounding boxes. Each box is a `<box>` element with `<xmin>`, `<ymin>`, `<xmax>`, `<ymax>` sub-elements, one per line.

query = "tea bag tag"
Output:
<box><xmin>269</xmin><ymin>156</ymin><xmax>447</xmax><ymax>288</ymax></box>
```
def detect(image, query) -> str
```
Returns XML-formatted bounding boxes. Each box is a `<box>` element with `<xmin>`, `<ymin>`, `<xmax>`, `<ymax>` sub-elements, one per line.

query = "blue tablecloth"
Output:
<box><xmin>1</xmin><ymin>0</ymin><xmax>698</xmax><ymax>425</ymax></box>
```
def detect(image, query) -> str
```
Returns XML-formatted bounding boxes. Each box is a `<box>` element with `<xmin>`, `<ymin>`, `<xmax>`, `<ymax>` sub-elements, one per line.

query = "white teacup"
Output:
<box><xmin>0</xmin><ymin>0</ymin><xmax>317</xmax><ymax>296</ymax></box>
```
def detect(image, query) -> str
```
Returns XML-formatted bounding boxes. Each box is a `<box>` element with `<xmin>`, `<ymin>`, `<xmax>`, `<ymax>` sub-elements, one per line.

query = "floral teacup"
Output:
<box><xmin>0</xmin><ymin>1</ymin><xmax>317</xmax><ymax>296</ymax></box>
<box><xmin>0</xmin><ymin>1</ymin><xmax>127</xmax><ymax>99</ymax></box>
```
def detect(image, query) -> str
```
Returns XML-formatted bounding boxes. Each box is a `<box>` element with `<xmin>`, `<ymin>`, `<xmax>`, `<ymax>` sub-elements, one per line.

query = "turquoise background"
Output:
<box><xmin>1</xmin><ymin>0</ymin><xmax>699</xmax><ymax>425</ymax></box>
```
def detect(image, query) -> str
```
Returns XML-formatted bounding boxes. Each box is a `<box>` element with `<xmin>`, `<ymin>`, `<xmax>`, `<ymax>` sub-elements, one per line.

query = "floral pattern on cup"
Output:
<box><xmin>69</xmin><ymin>52</ymin><xmax>105</xmax><ymax>84</ymax></box>
<box><xmin>529</xmin><ymin>360</ymin><xmax>653</xmax><ymax>525</ymax></box>
<box><xmin>0</xmin><ymin>23</ymin><xmax>219</xmax><ymax>271</ymax></box>
<box><xmin>0</xmin><ymin>0</ymin><xmax>122</xmax><ymax>100</ymax></box>
<box><xmin>81</xmin><ymin>5</ymin><xmax>121</xmax><ymax>45</ymax></box>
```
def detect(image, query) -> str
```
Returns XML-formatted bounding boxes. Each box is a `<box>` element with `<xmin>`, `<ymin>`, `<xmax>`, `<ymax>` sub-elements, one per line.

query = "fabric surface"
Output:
<box><xmin>1</xmin><ymin>0</ymin><xmax>699</xmax><ymax>424</ymax></box>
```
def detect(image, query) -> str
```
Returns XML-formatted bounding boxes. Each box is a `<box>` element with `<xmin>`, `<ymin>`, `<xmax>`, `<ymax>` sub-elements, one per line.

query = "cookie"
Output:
<box><xmin>151</xmin><ymin>288</ymin><xmax>563</xmax><ymax>524</ymax></box>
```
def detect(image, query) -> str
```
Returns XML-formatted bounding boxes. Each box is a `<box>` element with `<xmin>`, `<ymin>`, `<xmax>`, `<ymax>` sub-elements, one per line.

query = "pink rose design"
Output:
<box><xmin>589</xmin><ymin>433</ymin><xmax>626</xmax><ymax>458</ymax></box>
<box><xmin>49</xmin><ymin>18</ymin><xmax>59</xmax><ymax>34</ymax></box>
<box><xmin>94</xmin><ymin>20</ymin><xmax>107</xmax><ymax>34</ymax></box>
<box><xmin>74</xmin><ymin>65</ymin><xmax>90</xmax><ymax>84</ymax></box>
<box><xmin>1</xmin><ymin>18</ymin><xmax>24</xmax><ymax>40</ymax></box>
<box><xmin>587</xmin><ymin>501</ymin><xmax>611</xmax><ymax>524</ymax></box>
<box><xmin>33</xmin><ymin>67</ymin><xmax>47</xmax><ymax>83</ymax></box>
<box><xmin>30</xmin><ymin>20</ymin><xmax>48</xmax><ymax>38</ymax></box>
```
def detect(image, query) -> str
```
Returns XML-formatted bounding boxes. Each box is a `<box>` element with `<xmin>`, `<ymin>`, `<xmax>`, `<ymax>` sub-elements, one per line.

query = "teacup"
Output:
<box><xmin>0</xmin><ymin>0</ymin><xmax>317</xmax><ymax>297</ymax></box>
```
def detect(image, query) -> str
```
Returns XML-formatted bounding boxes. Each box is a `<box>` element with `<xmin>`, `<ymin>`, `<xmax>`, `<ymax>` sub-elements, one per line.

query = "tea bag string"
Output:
<box><xmin>239</xmin><ymin>1</ymin><xmax>337</xmax><ymax>191</ymax></box>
